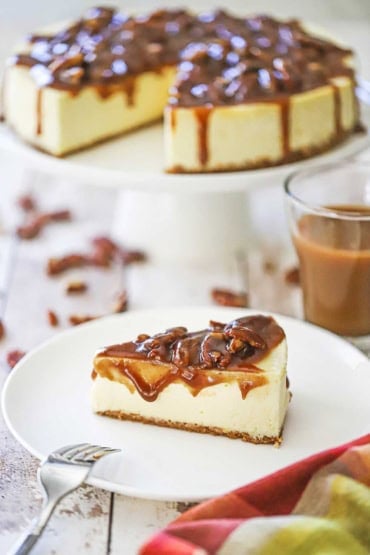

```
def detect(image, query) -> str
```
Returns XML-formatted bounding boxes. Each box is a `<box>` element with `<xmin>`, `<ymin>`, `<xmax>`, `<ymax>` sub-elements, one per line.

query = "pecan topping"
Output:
<box><xmin>136</xmin><ymin>333</ymin><xmax>150</xmax><ymax>342</ymax></box>
<box><xmin>200</xmin><ymin>332</ymin><xmax>231</xmax><ymax>368</ymax></box>
<box><xmin>100</xmin><ymin>315</ymin><xmax>285</xmax><ymax>373</ymax></box>
<box><xmin>59</xmin><ymin>67</ymin><xmax>85</xmax><ymax>85</ymax></box>
<box><xmin>225</xmin><ymin>324</ymin><xmax>266</xmax><ymax>350</ymax></box>
<box><xmin>13</xmin><ymin>8</ymin><xmax>354</xmax><ymax>116</ymax></box>
<box><xmin>48</xmin><ymin>53</ymin><xmax>84</xmax><ymax>75</ymax></box>
<box><xmin>209</xmin><ymin>320</ymin><xmax>226</xmax><ymax>330</ymax></box>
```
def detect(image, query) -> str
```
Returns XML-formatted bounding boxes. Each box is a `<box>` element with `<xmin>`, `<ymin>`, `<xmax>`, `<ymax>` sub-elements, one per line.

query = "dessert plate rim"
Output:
<box><xmin>2</xmin><ymin>306</ymin><xmax>369</xmax><ymax>502</ymax></box>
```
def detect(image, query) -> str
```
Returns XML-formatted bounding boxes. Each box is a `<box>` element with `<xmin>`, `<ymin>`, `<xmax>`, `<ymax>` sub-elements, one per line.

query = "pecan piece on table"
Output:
<box><xmin>47</xmin><ymin>309</ymin><xmax>59</xmax><ymax>327</ymax></box>
<box><xmin>47</xmin><ymin>254</ymin><xmax>88</xmax><ymax>276</ymax></box>
<box><xmin>17</xmin><ymin>209</ymin><xmax>71</xmax><ymax>240</ymax></box>
<box><xmin>112</xmin><ymin>291</ymin><xmax>128</xmax><ymax>313</ymax></box>
<box><xmin>65</xmin><ymin>280</ymin><xmax>88</xmax><ymax>294</ymax></box>
<box><xmin>211</xmin><ymin>287</ymin><xmax>249</xmax><ymax>308</ymax></box>
<box><xmin>285</xmin><ymin>266</ymin><xmax>300</xmax><ymax>285</ymax></box>
<box><xmin>7</xmin><ymin>350</ymin><xmax>26</xmax><ymax>369</ymax></box>
<box><xmin>0</xmin><ymin>319</ymin><xmax>5</xmax><ymax>341</ymax></box>
<box><xmin>69</xmin><ymin>314</ymin><xmax>98</xmax><ymax>326</ymax></box>
<box><xmin>17</xmin><ymin>193</ymin><xmax>37</xmax><ymax>212</ymax></box>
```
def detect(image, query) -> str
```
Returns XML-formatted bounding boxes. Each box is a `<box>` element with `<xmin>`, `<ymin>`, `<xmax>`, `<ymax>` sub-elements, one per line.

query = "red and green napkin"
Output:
<box><xmin>140</xmin><ymin>434</ymin><xmax>370</xmax><ymax>554</ymax></box>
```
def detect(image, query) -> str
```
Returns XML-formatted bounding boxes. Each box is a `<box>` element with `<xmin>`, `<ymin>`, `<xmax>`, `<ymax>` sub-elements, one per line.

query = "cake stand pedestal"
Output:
<box><xmin>111</xmin><ymin>188</ymin><xmax>251</xmax><ymax>265</ymax></box>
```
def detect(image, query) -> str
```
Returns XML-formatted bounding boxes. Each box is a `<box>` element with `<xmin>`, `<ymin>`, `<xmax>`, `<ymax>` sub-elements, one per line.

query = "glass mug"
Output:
<box><xmin>285</xmin><ymin>161</ymin><xmax>370</xmax><ymax>348</ymax></box>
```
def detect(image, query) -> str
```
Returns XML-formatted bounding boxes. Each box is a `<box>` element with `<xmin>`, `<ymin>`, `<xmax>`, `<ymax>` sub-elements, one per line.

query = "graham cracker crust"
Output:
<box><xmin>98</xmin><ymin>409</ymin><xmax>283</xmax><ymax>445</ymax></box>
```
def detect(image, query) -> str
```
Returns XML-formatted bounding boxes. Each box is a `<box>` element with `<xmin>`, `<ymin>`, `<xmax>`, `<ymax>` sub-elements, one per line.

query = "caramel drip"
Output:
<box><xmin>351</xmin><ymin>77</ymin><xmax>363</xmax><ymax>132</ymax></box>
<box><xmin>99</xmin><ymin>360</ymin><xmax>267</xmax><ymax>402</ymax></box>
<box><xmin>122</xmin><ymin>76</ymin><xmax>136</xmax><ymax>107</ymax></box>
<box><xmin>239</xmin><ymin>376</ymin><xmax>267</xmax><ymax>399</ymax></box>
<box><xmin>195</xmin><ymin>107</ymin><xmax>212</xmax><ymax>166</ymax></box>
<box><xmin>12</xmin><ymin>9</ymin><xmax>356</xmax><ymax>112</ymax></box>
<box><xmin>280</xmin><ymin>98</ymin><xmax>290</xmax><ymax>158</ymax></box>
<box><xmin>36</xmin><ymin>88</ymin><xmax>42</xmax><ymax>135</ymax></box>
<box><xmin>332</xmin><ymin>83</ymin><xmax>341</xmax><ymax>135</ymax></box>
<box><xmin>97</xmin><ymin>315</ymin><xmax>286</xmax><ymax>401</ymax></box>
<box><xmin>170</xmin><ymin>109</ymin><xmax>177</xmax><ymax>131</ymax></box>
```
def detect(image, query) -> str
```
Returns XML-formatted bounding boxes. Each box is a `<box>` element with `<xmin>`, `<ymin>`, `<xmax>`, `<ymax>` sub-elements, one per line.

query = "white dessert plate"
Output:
<box><xmin>0</xmin><ymin>102</ymin><xmax>369</xmax><ymax>193</ymax></box>
<box><xmin>2</xmin><ymin>306</ymin><xmax>369</xmax><ymax>502</ymax></box>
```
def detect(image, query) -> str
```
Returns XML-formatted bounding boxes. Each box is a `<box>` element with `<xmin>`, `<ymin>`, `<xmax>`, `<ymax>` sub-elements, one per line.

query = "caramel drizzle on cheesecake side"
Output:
<box><xmin>11</xmin><ymin>7</ymin><xmax>358</xmax><ymax>161</ymax></box>
<box><xmin>94</xmin><ymin>315</ymin><xmax>286</xmax><ymax>402</ymax></box>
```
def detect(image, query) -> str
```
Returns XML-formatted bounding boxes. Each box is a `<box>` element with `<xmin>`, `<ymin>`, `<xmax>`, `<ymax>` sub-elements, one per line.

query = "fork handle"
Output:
<box><xmin>8</xmin><ymin>532</ymin><xmax>39</xmax><ymax>555</ymax></box>
<box><xmin>8</xmin><ymin>501</ymin><xmax>56</xmax><ymax>555</ymax></box>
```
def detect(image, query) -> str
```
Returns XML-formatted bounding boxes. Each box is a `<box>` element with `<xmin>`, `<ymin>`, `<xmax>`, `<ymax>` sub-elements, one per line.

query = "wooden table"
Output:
<box><xmin>0</xmin><ymin>163</ymin><xmax>304</xmax><ymax>554</ymax></box>
<box><xmin>0</xmin><ymin>11</ymin><xmax>369</xmax><ymax>553</ymax></box>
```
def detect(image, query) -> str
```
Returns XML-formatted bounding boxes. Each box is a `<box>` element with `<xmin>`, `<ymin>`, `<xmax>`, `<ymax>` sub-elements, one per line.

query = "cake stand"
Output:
<box><xmin>1</xmin><ymin>102</ymin><xmax>369</xmax><ymax>265</ymax></box>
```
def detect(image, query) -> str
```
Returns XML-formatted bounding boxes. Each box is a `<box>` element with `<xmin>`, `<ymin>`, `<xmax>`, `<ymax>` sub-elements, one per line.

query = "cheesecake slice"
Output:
<box><xmin>2</xmin><ymin>8</ymin><xmax>361</xmax><ymax>170</ymax></box>
<box><xmin>92</xmin><ymin>315</ymin><xmax>290</xmax><ymax>444</ymax></box>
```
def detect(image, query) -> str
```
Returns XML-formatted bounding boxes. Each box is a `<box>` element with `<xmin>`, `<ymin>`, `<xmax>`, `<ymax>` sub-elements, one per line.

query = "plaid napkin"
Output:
<box><xmin>140</xmin><ymin>434</ymin><xmax>370</xmax><ymax>554</ymax></box>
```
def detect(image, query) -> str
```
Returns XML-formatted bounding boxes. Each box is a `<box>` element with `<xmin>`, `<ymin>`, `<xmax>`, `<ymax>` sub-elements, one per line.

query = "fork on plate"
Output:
<box><xmin>9</xmin><ymin>442</ymin><xmax>120</xmax><ymax>555</ymax></box>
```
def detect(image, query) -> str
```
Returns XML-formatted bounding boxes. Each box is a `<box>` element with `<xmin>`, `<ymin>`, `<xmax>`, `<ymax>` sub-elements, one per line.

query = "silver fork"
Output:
<box><xmin>9</xmin><ymin>442</ymin><xmax>120</xmax><ymax>555</ymax></box>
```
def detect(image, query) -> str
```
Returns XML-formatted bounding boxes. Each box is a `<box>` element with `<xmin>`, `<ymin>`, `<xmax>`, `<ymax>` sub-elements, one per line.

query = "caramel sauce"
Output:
<box><xmin>36</xmin><ymin>88</ymin><xmax>42</xmax><ymax>135</ymax></box>
<box><xmin>170</xmin><ymin>109</ymin><xmax>177</xmax><ymax>131</ymax></box>
<box><xmin>332</xmin><ymin>83</ymin><xmax>342</xmax><ymax>135</ymax></box>
<box><xmin>96</xmin><ymin>315</ymin><xmax>285</xmax><ymax>401</ymax></box>
<box><xmin>294</xmin><ymin>205</ymin><xmax>370</xmax><ymax>336</ymax></box>
<box><xmin>12</xmin><ymin>9</ymin><xmax>356</xmax><ymax>113</ymax></box>
<box><xmin>195</xmin><ymin>107</ymin><xmax>212</xmax><ymax>166</ymax></box>
<box><xmin>279</xmin><ymin>97</ymin><xmax>290</xmax><ymax>158</ymax></box>
<box><xmin>239</xmin><ymin>377</ymin><xmax>267</xmax><ymax>400</ymax></box>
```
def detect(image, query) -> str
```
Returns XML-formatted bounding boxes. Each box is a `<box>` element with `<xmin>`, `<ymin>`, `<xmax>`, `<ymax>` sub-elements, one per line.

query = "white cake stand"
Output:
<box><xmin>1</xmin><ymin>103</ymin><xmax>369</xmax><ymax>264</ymax></box>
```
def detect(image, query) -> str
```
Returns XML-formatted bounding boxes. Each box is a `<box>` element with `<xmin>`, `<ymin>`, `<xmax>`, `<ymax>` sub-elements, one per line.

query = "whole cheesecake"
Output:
<box><xmin>3</xmin><ymin>7</ymin><xmax>361</xmax><ymax>172</ymax></box>
<box><xmin>91</xmin><ymin>315</ymin><xmax>290</xmax><ymax>444</ymax></box>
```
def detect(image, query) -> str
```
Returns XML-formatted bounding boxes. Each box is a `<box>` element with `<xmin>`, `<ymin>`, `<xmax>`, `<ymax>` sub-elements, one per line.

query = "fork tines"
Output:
<box><xmin>49</xmin><ymin>443</ymin><xmax>120</xmax><ymax>465</ymax></box>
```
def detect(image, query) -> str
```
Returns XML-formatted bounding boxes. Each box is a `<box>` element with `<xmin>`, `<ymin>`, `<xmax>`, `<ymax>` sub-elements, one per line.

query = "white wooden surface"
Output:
<box><xmin>0</xmin><ymin>4</ymin><xmax>370</xmax><ymax>554</ymax></box>
<box><xmin>0</xmin><ymin>161</ymin><xmax>301</xmax><ymax>555</ymax></box>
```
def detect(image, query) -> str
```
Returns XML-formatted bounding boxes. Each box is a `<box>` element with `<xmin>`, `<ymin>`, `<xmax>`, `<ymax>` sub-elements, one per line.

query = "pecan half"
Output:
<box><xmin>7</xmin><ymin>350</ymin><xmax>26</xmax><ymax>369</ymax></box>
<box><xmin>211</xmin><ymin>288</ymin><xmax>248</xmax><ymax>308</ymax></box>
<box><xmin>225</xmin><ymin>324</ymin><xmax>266</xmax><ymax>350</ymax></box>
<box><xmin>200</xmin><ymin>332</ymin><xmax>231</xmax><ymax>368</ymax></box>
<box><xmin>17</xmin><ymin>209</ymin><xmax>71</xmax><ymax>240</ymax></box>
<box><xmin>69</xmin><ymin>314</ymin><xmax>98</xmax><ymax>326</ymax></box>
<box><xmin>17</xmin><ymin>194</ymin><xmax>37</xmax><ymax>212</ymax></box>
<box><xmin>66</xmin><ymin>281</ymin><xmax>88</xmax><ymax>294</ymax></box>
<box><xmin>47</xmin><ymin>309</ymin><xmax>59</xmax><ymax>327</ymax></box>
<box><xmin>47</xmin><ymin>255</ymin><xmax>87</xmax><ymax>276</ymax></box>
<box><xmin>112</xmin><ymin>291</ymin><xmax>128</xmax><ymax>313</ymax></box>
<box><xmin>285</xmin><ymin>266</ymin><xmax>300</xmax><ymax>285</ymax></box>
<box><xmin>0</xmin><ymin>319</ymin><xmax>5</xmax><ymax>340</ymax></box>
<box><xmin>120</xmin><ymin>248</ymin><xmax>147</xmax><ymax>265</ymax></box>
